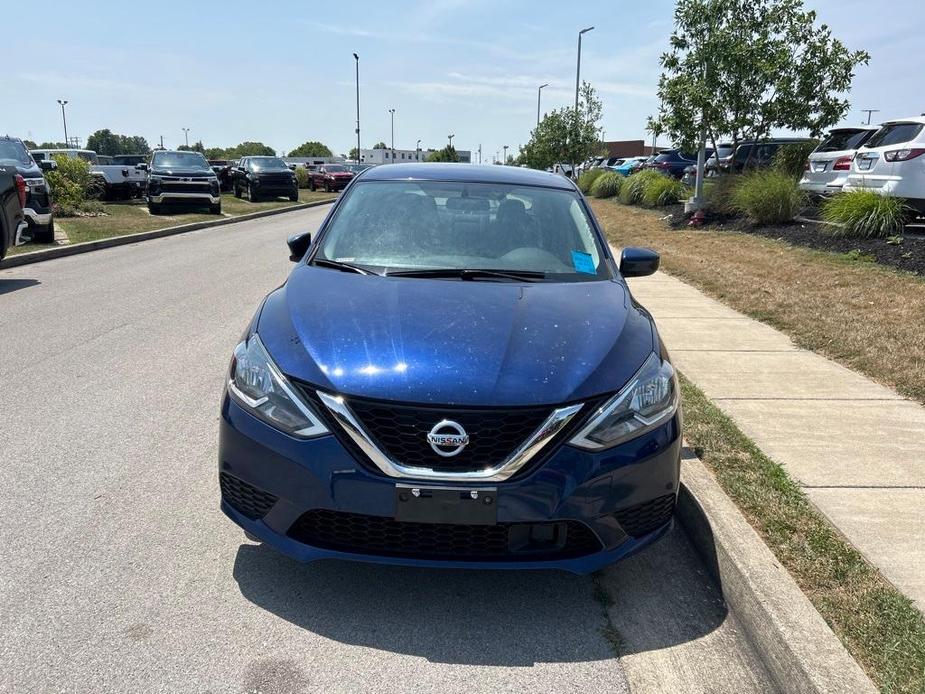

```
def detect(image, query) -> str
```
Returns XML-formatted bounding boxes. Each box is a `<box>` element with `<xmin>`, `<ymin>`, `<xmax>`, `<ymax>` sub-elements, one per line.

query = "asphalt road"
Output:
<box><xmin>0</xmin><ymin>206</ymin><xmax>774</xmax><ymax>693</ymax></box>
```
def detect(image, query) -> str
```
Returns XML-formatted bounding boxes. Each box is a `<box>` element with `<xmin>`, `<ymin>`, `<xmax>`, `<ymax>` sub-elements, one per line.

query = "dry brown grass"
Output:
<box><xmin>592</xmin><ymin>200</ymin><xmax>925</xmax><ymax>403</ymax></box>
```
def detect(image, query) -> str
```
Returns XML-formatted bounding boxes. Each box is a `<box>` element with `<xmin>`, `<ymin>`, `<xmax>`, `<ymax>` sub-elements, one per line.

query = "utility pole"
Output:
<box><xmin>861</xmin><ymin>109</ymin><xmax>880</xmax><ymax>125</ymax></box>
<box><xmin>416</xmin><ymin>139</ymin><xmax>421</xmax><ymax>161</ymax></box>
<box><xmin>448</xmin><ymin>134</ymin><xmax>455</xmax><ymax>149</ymax></box>
<box><xmin>57</xmin><ymin>99</ymin><xmax>69</xmax><ymax>147</ymax></box>
<box><xmin>502</xmin><ymin>145</ymin><xmax>509</xmax><ymax>165</ymax></box>
<box><xmin>388</xmin><ymin>108</ymin><xmax>395</xmax><ymax>163</ymax></box>
<box><xmin>478</xmin><ymin>144</ymin><xmax>482</xmax><ymax>164</ymax></box>
<box><xmin>182</xmin><ymin>128</ymin><xmax>190</xmax><ymax>147</ymax></box>
<box><xmin>537</xmin><ymin>83</ymin><xmax>548</xmax><ymax>127</ymax></box>
<box><xmin>159</xmin><ymin>135</ymin><xmax>164</xmax><ymax>149</ymax></box>
<box><xmin>575</xmin><ymin>27</ymin><xmax>594</xmax><ymax>115</ymax></box>
<box><xmin>353</xmin><ymin>53</ymin><xmax>361</xmax><ymax>163</ymax></box>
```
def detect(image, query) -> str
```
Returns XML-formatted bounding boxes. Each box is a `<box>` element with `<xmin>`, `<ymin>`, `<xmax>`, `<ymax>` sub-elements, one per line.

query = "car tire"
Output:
<box><xmin>248</xmin><ymin>184</ymin><xmax>259</xmax><ymax>202</ymax></box>
<box><xmin>324</xmin><ymin>181</ymin><xmax>331</xmax><ymax>193</ymax></box>
<box><xmin>33</xmin><ymin>219</ymin><xmax>55</xmax><ymax>244</ymax></box>
<box><xmin>148</xmin><ymin>200</ymin><xmax>161</xmax><ymax>215</ymax></box>
<box><xmin>233</xmin><ymin>183</ymin><xmax>242</xmax><ymax>199</ymax></box>
<box><xmin>289</xmin><ymin>190</ymin><xmax>299</xmax><ymax>202</ymax></box>
<box><xmin>210</xmin><ymin>202</ymin><xmax>222</xmax><ymax>215</ymax></box>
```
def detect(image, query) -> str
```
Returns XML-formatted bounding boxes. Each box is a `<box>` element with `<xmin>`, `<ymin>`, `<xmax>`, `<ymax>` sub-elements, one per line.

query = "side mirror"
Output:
<box><xmin>39</xmin><ymin>159</ymin><xmax>57</xmax><ymax>172</ymax></box>
<box><xmin>619</xmin><ymin>247</ymin><xmax>660</xmax><ymax>278</ymax></box>
<box><xmin>287</xmin><ymin>231</ymin><xmax>312</xmax><ymax>262</ymax></box>
<box><xmin>135</xmin><ymin>163</ymin><xmax>148</xmax><ymax>171</ymax></box>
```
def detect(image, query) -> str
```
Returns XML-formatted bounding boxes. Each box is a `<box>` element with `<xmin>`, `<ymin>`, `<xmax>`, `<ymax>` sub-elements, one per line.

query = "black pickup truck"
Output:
<box><xmin>1</xmin><ymin>137</ymin><xmax>55</xmax><ymax>242</ymax></box>
<box><xmin>139</xmin><ymin>150</ymin><xmax>222</xmax><ymax>214</ymax></box>
<box><xmin>0</xmin><ymin>165</ymin><xmax>26</xmax><ymax>262</ymax></box>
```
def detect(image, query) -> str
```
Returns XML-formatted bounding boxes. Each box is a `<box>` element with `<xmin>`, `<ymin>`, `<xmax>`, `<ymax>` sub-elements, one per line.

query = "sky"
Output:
<box><xmin>3</xmin><ymin>0</ymin><xmax>923</xmax><ymax>160</ymax></box>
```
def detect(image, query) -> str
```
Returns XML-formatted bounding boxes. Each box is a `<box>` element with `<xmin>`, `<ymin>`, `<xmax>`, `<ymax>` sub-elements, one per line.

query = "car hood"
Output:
<box><xmin>257</xmin><ymin>266</ymin><xmax>655</xmax><ymax>407</ymax></box>
<box><xmin>150</xmin><ymin>168</ymin><xmax>215</xmax><ymax>177</ymax></box>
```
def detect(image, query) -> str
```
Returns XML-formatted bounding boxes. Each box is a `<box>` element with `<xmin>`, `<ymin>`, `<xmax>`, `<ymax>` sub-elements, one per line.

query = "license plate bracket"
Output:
<box><xmin>395</xmin><ymin>484</ymin><xmax>498</xmax><ymax>525</ymax></box>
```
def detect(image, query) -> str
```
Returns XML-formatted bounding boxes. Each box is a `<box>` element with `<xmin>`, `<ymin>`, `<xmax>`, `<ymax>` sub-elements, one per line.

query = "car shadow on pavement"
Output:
<box><xmin>232</xmin><ymin>524</ymin><xmax>727</xmax><ymax>667</ymax></box>
<box><xmin>0</xmin><ymin>278</ymin><xmax>40</xmax><ymax>295</ymax></box>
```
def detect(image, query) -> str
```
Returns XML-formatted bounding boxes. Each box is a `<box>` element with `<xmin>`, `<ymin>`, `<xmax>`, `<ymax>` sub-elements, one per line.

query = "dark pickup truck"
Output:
<box><xmin>1</xmin><ymin>137</ymin><xmax>55</xmax><ymax>243</ymax></box>
<box><xmin>0</xmin><ymin>165</ymin><xmax>26</xmax><ymax>262</ymax></box>
<box><xmin>232</xmin><ymin>156</ymin><xmax>299</xmax><ymax>202</ymax></box>
<box><xmin>308</xmin><ymin>164</ymin><xmax>354</xmax><ymax>192</ymax></box>
<box><xmin>140</xmin><ymin>150</ymin><xmax>222</xmax><ymax>214</ymax></box>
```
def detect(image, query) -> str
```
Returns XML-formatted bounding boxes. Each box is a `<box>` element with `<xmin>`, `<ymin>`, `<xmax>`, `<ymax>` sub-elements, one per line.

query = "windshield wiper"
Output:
<box><xmin>312</xmin><ymin>258</ymin><xmax>376</xmax><ymax>275</ymax></box>
<box><xmin>386</xmin><ymin>268</ymin><xmax>545</xmax><ymax>282</ymax></box>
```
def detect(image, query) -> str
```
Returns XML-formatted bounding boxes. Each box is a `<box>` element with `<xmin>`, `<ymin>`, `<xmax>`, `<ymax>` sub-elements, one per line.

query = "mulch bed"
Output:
<box><xmin>662</xmin><ymin>204</ymin><xmax>925</xmax><ymax>276</ymax></box>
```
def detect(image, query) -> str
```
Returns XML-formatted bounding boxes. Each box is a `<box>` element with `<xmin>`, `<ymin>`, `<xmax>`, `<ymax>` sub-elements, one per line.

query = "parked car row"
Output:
<box><xmin>30</xmin><ymin>148</ymin><xmax>148</xmax><ymax>200</ymax></box>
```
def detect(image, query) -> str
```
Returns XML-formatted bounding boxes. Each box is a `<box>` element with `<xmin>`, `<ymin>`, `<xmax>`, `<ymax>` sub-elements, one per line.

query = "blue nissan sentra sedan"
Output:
<box><xmin>219</xmin><ymin>163</ymin><xmax>681</xmax><ymax>574</ymax></box>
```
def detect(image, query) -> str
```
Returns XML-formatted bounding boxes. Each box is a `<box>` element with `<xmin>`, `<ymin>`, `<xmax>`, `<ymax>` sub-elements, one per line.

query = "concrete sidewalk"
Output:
<box><xmin>628</xmin><ymin>271</ymin><xmax>925</xmax><ymax>611</ymax></box>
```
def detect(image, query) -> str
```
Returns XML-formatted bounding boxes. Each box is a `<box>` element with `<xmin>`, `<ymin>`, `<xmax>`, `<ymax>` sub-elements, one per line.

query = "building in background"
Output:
<box><xmin>601</xmin><ymin>140</ymin><xmax>664</xmax><ymax>158</ymax></box>
<box><xmin>358</xmin><ymin>147</ymin><xmax>472</xmax><ymax>164</ymax></box>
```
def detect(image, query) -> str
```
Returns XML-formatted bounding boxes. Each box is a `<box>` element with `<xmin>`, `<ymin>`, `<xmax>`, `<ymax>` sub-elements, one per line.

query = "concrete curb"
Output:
<box><xmin>676</xmin><ymin>449</ymin><xmax>877</xmax><ymax>694</ymax></box>
<box><xmin>2</xmin><ymin>198</ymin><xmax>335</xmax><ymax>269</ymax></box>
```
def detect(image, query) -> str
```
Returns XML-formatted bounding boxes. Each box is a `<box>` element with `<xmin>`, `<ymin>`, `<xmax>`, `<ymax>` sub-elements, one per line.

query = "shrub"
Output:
<box><xmin>641</xmin><ymin>175</ymin><xmax>689</xmax><ymax>207</ymax></box>
<box><xmin>590</xmin><ymin>172</ymin><xmax>622</xmax><ymax>198</ymax></box>
<box><xmin>294</xmin><ymin>167</ymin><xmax>311</xmax><ymax>189</ymax></box>
<box><xmin>773</xmin><ymin>141</ymin><xmax>819</xmax><ymax>178</ymax></box>
<box><xmin>619</xmin><ymin>169</ymin><xmax>664</xmax><ymax>205</ymax></box>
<box><xmin>821</xmin><ymin>190</ymin><xmax>910</xmax><ymax>238</ymax></box>
<box><xmin>704</xmin><ymin>174</ymin><xmax>741</xmax><ymax>214</ymax></box>
<box><xmin>577</xmin><ymin>168</ymin><xmax>605</xmax><ymax>194</ymax></box>
<box><xmin>45</xmin><ymin>155</ymin><xmax>94</xmax><ymax>208</ymax></box>
<box><xmin>730</xmin><ymin>169</ymin><xmax>806</xmax><ymax>225</ymax></box>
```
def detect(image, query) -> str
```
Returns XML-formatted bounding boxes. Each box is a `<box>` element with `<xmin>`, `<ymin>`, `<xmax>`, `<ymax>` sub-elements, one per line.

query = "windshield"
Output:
<box><xmin>316</xmin><ymin>181</ymin><xmax>608</xmax><ymax>281</ymax></box>
<box><xmin>0</xmin><ymin>140</ymin><xmax>33</xmax><ymax>166</ymax></box>
<box><xmin>248</xmin><ymin>157</ymin><xmax>289</xmax><ymax>171</ymax></box>
<box><xmin>817</xmin><ymin>130</ymin><xmax>874</xmax><ymax>152</ymax></box>
<box><xmin>151</xmin><ymin>151</ymin><xmax>210</xmax><ymax>170</ymax></box>
<box><xmin>324</xmin><ymin>165</ymin><xmax>347</xmax><ymax>173</ymax></box>
<box><xmin>865</xmin><ymin>123</ymin><xmax>924</xmax><ymax>149</ymax></box>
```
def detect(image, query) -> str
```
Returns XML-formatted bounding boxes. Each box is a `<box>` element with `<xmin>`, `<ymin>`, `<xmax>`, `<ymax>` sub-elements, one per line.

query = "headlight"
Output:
<box><xmin>569</xmin><ymin>352</ymin><xmax>678</xmax><ymax>450</ymax></box>
<box><xmin>228</xmin><ymin>334</ymin><xmax>329</xmax><ymax>438</ymax></box>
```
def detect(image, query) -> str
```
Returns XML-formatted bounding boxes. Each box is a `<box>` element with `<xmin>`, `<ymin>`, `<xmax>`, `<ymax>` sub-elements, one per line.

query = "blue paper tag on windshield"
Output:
<box><xmin>571</xmin><ymin>250</ymin><xmax>596</xmax><ymax>274</ymax></box>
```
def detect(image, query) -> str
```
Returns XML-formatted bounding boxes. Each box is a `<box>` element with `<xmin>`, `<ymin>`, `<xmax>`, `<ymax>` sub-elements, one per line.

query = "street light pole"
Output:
<box><xmin>478</xmin><ymin>144</ymin><xmax>482</xmax><ymax>164</ymax></box>
<box><xmin>57</xmin><ymin>99</ymin><xmax>69</xmax><ymax>147</ymax></box>
<box><xmin>448</xmin><ymin>134</ymin><xmax>454</xmax><ymax>149</ymax></box>
<box><xmin>182</xmin><ymin>128</ymin><xmax>190</xmax><ymax>147</ymax></box>
<box><xmin>353</xmin><ymin>53</ymin><xmax>360</xmax><ymax>163</ymax></box>
<box><xmin>388</xmin><ymin>109</ymin><xmax>395</xmax><ymax>163</ymax></box>
<box><xmin>575</xmin><ymin>27</ymin><xmax>594</xmax><ymax>115</ymax></box>
<box><xmin>416</xmin><ymin>139</ymin><xmax>421</xmax><ymax>161</ymax></box>
<box><xmin>537</xmin><ymin>83</ymin><xmax>548</xmax><ymax>128</ymax></box>
<box><xmin>861</xmin><ymin>109</ymin><xmax>880</xmax><ymax>125</ymax></box>
<box><xmin>502</xmin><ymin>145</ymin><xmax>508</xmax><ymax>165</ymax></box>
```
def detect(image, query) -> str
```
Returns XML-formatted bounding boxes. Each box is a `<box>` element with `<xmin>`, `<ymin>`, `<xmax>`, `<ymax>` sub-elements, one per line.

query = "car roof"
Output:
<box><xmin>360</xmin><ymin>163</ymin><xmax>576</xmax><ymax>190</ymax></box>
<box><xmin>880</xmin><ymin>116</ymin><xmax>925</xmax><ymax>126</ymax></box>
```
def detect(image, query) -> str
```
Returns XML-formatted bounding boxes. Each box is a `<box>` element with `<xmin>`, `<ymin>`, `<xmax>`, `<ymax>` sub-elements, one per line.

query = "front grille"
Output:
<box><xmin>613</xmin><ymin>494</ymin><xmax>676</xmax><ymax>538</ymax></box>
<box><xmin>161</xmin><ymin>181</ymin><xmax>212</xmax><ymax>194</ymax></box>
<box><xmin>288</xmin><ymin>509</ymin><xmax>602</xmax><ymax>561</ymax></box>
<box><xmin>343</xmin><ymin>398</ymin><xmax>552</xmax><ymax>474</ymax></box>
<box><xmin>219</xmin><ymin>472</ymin><xmax>278</xmax><ymax>520</ymax></box>
<box><xmin>258</xmin><ymin>173</ymin><xmax>294</xmax><ymax>185</ymax></box>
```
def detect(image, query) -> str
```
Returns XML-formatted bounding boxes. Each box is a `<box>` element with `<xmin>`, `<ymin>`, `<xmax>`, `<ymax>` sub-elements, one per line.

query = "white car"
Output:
<box><xmin>844</xmin><ymin>117</ymin><xmax>925</xmax><ymax>211</ymax></box>
<box><xmin>799</xmin><ymin>126</ymin><xmax>878</xmax><ymax>195</ymax></box>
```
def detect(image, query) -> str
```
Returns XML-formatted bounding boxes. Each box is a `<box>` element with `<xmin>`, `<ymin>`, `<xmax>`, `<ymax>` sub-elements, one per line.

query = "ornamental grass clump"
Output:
<box><xmin>730</xmin><ymin>169</ymin><xmax>806</xmax><ymax>225</ymax></box>
<box><xmin>641</xmin><ymin>175</ymin><xmax>689</xmax><ymax>207</ymax></box>
<box><xmin>577</xmin><ymin>168</ymin><xmax>606</xmax><ymax>194</ymax></box>
<box><xmin>590</xmin><ymin>172</ymin><xmax>622</xmax><ymax>198</ymax></box>
<box><xmin>821</xmin><ymin>190</ymin><xmax>911</xmax><ymax>239</ymax></box>
<box><xmin>619</xmin><ymin>169</ymin><xmax>664</xmax><ymax>205</ymax></box>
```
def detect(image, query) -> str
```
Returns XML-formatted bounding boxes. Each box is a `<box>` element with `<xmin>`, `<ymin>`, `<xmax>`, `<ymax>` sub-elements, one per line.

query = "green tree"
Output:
<box><xmin>520</xmin><ymin>82</ymin><xmax>603</xmax><ymax>171</ymax></box>
<box><xmin>348</xmin><ymin>147</ymin><xmax>359</xmax><ymax>160</ymax></box>
<box><xmin>227</xmin><ymin>142</ymin><xmax>275</xmax><ymax>157</ymax></box>
<box><xmin>426</xmin><ymin>145</ymin><xmax>460</xmax><ymax>162</ymax></box>
<box><xmin>23</xmin><ymin>140</ymin><xmax>38</xmax><ymax>150</ymax></box>
<box><xmin>178</xmin><ymin>140</ymin><xmax>205</xmax><ymax>153</ymax></box>
<box><xmin>289</xmin><ymin>140</ymin><xmax>333</xmax><ymax>157</ymax></box>
<box><xmin>204</xmin><ymin>147</ymin><xmax>229</xmax><ymax>159</ymax></box>
<box><xmin>372</xmin><ymin>142</ymin><xmax>387</xmax><ymax>149</ymax></box>
<box><xmin>38</xmin><ymin>142</ymin><xmax>68</xmax><ymax>149</ymax></box>
<box><xmin>86</xmin><ymin>129</ymin><xmax>151</xmax><ymax>155</ymax></box>
<box><xmin>653</xmin><ymin>0</ymin><xmax>869</xmax><ymax>160</ymax></box>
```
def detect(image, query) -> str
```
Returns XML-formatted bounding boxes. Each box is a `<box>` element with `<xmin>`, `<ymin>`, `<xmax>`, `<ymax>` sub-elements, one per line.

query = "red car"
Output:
<box><xmin>309</xmin><ymin>164</ymin><xmax>354</xmax><ymax>192</ymax></box>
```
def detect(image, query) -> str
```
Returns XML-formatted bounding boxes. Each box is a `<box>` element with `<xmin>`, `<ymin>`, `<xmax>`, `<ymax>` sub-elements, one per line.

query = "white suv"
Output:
<box><xmin>799</xmin><ymin>126</ymin><xmax>878</xmax><ymax>195</ymax></box>
<box><xmin>844</xmin><ymin>117</ymin><xmax>925</xmax><ymax>211</ymax></box>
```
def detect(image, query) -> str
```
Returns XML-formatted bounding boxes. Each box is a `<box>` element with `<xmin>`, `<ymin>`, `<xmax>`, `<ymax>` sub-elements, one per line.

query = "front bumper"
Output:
<box><xmin>24</xmin><ymin>208</ymin><xmax>53</xmax><ymax>226</ymax></box>
<box><xmin>219</xmin><ymin>394</ymin><xmax>682</xmax><ymax>574</ymax></box>
<box><xmin>149</xmin><ymin>192</ymin><xmax>221</xmax><ymax>204</ymax></box>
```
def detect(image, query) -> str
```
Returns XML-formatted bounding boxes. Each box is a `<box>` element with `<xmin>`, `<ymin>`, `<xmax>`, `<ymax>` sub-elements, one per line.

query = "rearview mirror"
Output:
<box><xmin>288</xmin><ymin>231</ymin><xmax>312</xmax><ymax>262</ymax></box>
<box><xmin>39</xmin><ymin>159</ymin><xmax>57</xmax><ymax>172</ymax></box>
<box><xmin>619</xmin><ymin>247</ymin><xmax>660</xmax><ymax>278</ymax></box>
<box><xmin>135</xmin><ymin>163</ymin><xmax>148</xmax><ymax>171</ymax></box>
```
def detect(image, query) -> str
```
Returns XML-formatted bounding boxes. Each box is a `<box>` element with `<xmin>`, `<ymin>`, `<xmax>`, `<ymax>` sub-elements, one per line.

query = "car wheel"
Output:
<box><xmin>233</xmin><ymin>183</ymin><xmax>242</xmax><ymax>199</ymax></box>
<box><xmin>210</xmin><ymin>202</ymin><xmax>222</xmax><ymax>215</ymax></box>
<box><xmin>289</xmin><ymin>190</ymin><xmax>299</xmax><ymax>202</ymax></box>
<box><xmin>147</xmin><ymin>200</ymin><xmax>161</xmax><ymax>215</ymax></box>
<box><xmin>309</xmin><ymin>179</ymin><xmax>316</xmax><ymax>191</ymax></box>
<box><xmin>248</xmin><ymin>184</ymin><xmax>258</xmax><ymax>202</ymax></box>
<box><xmin>33</xmin><ymin>218</ymin><xmax>55</xmax><ymax>244</ymax></box>
<box><xmin>324</xmin><ymin>181</ymin><xmax>331</xmax><ymax>193</ymax></box>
